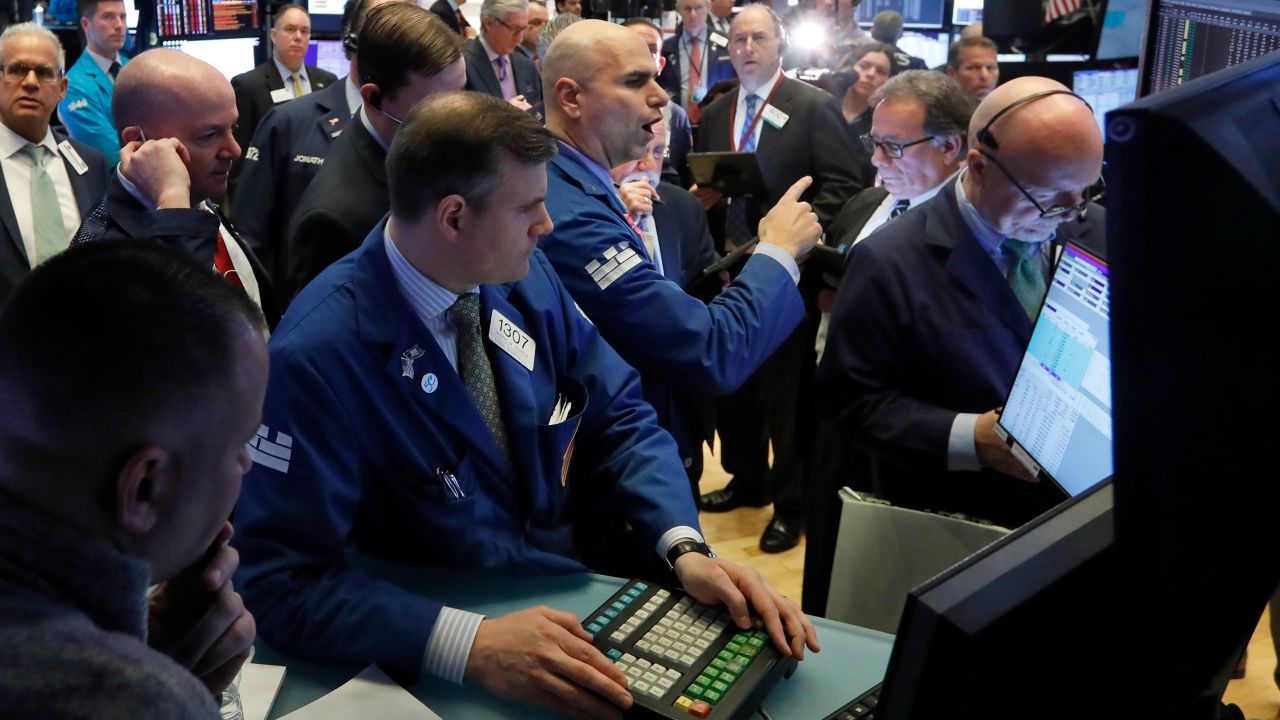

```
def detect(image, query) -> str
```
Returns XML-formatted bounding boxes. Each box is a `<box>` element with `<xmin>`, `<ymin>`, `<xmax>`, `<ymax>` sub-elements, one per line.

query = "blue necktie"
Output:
<box><xmin>738</xmin><ymin>94</ymin><xmax>760</xmax><ymax>152</ymax></box>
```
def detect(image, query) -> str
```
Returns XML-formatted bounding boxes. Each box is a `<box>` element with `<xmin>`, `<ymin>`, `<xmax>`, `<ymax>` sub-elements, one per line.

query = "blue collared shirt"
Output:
<box><xmin>273</xmin><ymin>56</ymin><xmax>312</xmax><ymax>100</ymax></box>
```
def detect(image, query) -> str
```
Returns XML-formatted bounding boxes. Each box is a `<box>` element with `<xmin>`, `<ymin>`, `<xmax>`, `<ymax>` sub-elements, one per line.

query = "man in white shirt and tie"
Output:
<box><xmin>462</xmin><ymin>0</ymin><xmax>543</xmax><ymax>110</ymax></box>
<box><xmin>658</xmin><ymin>0</ymin><xmax>736</xmax><ymax>124</ymax></box>
<box><xmin>0</xmin><ymin>23</ymin><xmax>107</xmax><ymax>306</ymax></box>
<box><xmin>58</xmin><ymin>0</ymin><xmax>128</xmax><ymax>165</ymax></box>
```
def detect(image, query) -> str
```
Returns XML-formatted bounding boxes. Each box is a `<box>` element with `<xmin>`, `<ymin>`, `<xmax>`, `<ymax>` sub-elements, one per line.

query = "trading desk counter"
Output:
<box><xmin>256</xmin><ymin>559</ymin><xmax>891</xmax><ymax>719</ymax></box>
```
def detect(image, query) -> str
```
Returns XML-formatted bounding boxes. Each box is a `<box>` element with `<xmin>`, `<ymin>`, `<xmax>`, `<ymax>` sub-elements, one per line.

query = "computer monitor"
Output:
<box><xmin>952</xmin><ymin>0</ymin><xmax>982</xmax><ymax>26</ymax></box>
<box><xmin>156</xmin><ymin>0</ymin><xmax>259</xmax><ymax>36</ymax></box>
<box><xmin>1095</xmin><ymin>0</ymin><xmax>1147</xmax><ymax>60</ymax></box>
<box><xmin>306</xmin><ymin>39</ymin><xmax>350</xmax><ymax>79</ymax></box>
<box><xmin>162</xmin><ymin>37</ymin><xmax>259</xmax><ymax>80</ymax></box>
<box><xmin>996</xmin><ymin>243</ymin><xmax>1113</xmax><ymax>498</ymax></box>
<box><xmin>894</xmin><ymin>30</ymin><xmax>950</xmax><ymax>69</ymax></box>
<box><xmin>875</xmin><ymin>481</ymin><xmax>1120</xmax><ymax>719</ymax></box>
<box><xmin>308</xmin><ymin>0</ymin><xmax>346</xmax><ymax>33</ymax></box>
<box><xmin>1139</xmin><ymin>0</ymin><xmax>1280</xmax><ymax>96</ymax></box>
<box><xmin>1072</xmin><ymin>67</ymin><xmax>1139</xmax><ymax>135</ymax></box>
<box><xmin>853</xmin><ymin>0</ymin><xmax>944</xmax><ymax>29</ymax></box>
<box><xmin>1107</xmin><ymin>47</ymin><xmax>1280</xmax><ymax>716</ymax></box>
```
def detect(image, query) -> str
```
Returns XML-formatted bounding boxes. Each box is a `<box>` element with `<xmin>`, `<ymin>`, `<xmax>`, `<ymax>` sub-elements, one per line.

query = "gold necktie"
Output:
<box><xmin>290</xmin><ymin>71</ymin><xmax>304</xmax><ymax>97</ymax></box>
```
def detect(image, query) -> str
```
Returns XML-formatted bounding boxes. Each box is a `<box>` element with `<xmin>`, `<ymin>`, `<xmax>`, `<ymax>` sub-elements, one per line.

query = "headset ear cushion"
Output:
<box><xmin>343</xmin><ymin>33</ymin><xmax>358</xmax><ymax>53</ymax></box>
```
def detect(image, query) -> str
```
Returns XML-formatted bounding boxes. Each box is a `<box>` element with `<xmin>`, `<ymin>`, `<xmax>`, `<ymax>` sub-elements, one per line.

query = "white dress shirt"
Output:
<box><xmin>852</xmin><ymin>174</ymin><xmax>954</xmax><ymax>246</ymax></box>
<box><xmin>731</xmin><ymin>67</ymin><xmax>783</xmax><ymax>152</ymax></box>
<box><xmin>344</xmin><ymin>75</ymin><xmax>364</xmax><ymax>117</ymax></box>
<box><xmin>384</xmin><ymin>225</ymin><xmax>706</xmax><ymax>683</ymax></box>
<box><xmin>84</xmin><ymin>47</ymin><xmax>124</xmax><ymax>82</ymax></box>
<box><xmin>678</xmin><ymin>25</ymin><xmax>710</xmax><ymax>107</ymax></box>
<box><xmin>0</xmin><ymin>125</ymin><xmax>82</xmax><ymax>263</ymax></box>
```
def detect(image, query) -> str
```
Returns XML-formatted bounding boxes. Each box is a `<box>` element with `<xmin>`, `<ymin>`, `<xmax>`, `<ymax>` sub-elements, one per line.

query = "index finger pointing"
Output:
<box><xmin>781</xmin><ymin>176</ymin><xmax>814</xmax><ymax>202</ymax></box>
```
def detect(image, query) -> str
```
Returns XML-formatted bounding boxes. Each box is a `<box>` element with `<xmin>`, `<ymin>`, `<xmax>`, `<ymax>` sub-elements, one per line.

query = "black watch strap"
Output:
<box><xmin>666</xmin><ymin>539</ymin><xmax>715</xmax><ymax>569</ymax></box>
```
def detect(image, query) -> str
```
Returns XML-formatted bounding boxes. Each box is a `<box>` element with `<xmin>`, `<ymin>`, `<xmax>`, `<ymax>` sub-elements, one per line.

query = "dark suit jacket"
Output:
<box><xmin>71</xmin><ymin>175</ymin><xmax>282</xmax><ymax>328</ymax></box>
<box><xmin>813</xmin><ymin>179</ymin><xmax>1106</xmax><ymax>526</ymax></box>
<box><xmin>658</xmin><ymin>26</ymin><xmax>736</xmax><ymax>106</ymax></box>
<box><xmin>231</xmin><ymin>61</ymin><xmax>338</xmax><ymax>184</ymax></box>
<box><xmin>231</xmin><ymin>80</ymin><xmax>351</xmax><ymax>305</ymax></box>
<box><xmin>0</xmin><ymin>135</ymin><xmax>107</xmax><ymax>306</ymax></box>
<box><xmin>826</xmin><ymin>186</ymin><xmax>889</xmax><ymax>249</ymax></box>
<box><xmin>663</xmin><ymin>102</ymin><xmax>694</xmax><ymax>188</ymax></box>
<box><xmin>462</xmin><ymin>38</ymin><xmax>543</xmax><ymax>105</ymax></box>
<box><xmin>651</xmin><ymin>181</ymin><xmax>721</xmax><ymax>462</ymax></box>
<box><xmin>286</xmin><ymin>109</ymin><xmax>387</xmax><ymax>297</ymax></box>
<box><xmin>695</xmin><ymin>76</ymin><xmax>867</xmax><ymax>240</ymax></box>
<box><xmin>429</xmin><ymin>0</ymin><xmax>462</xmax><ymax>34</ymax></box>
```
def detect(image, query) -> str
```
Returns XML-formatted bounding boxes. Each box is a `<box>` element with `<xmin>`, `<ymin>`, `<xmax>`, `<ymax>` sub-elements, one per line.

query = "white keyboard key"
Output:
<box><xmin>621</xmin><ymin>653</ymin><xmax>637</xmax><ymax>664</ymax></box>
<box><xmin>657</xmin><ymin>677</ymin><xmax>675</xmax><ymax>690</ymax></box>
<box><xmin>626</xmin><ymin>667</ymin><xmax>643</xmax><ymax>679</ymax></box>
<box><xmin>680</xmin><ymin>654</ymin><xmax>697</xmax><ymax>666</ymax></box>
<box><xmin>634</xmin><ymin>680</ymin><xmax>650</xmax><ymax>692</ymax></box>
<box><xmin>673</xmin><ymin>642</ymin><xmax>689</xmax><ymax>653</ymax></box>
<box><xmin>610</xmin><ymin>631</ymin><xmax>626</xmax><ymax>642</ymax></box>
<box><xmin>635</xmin><ymin>640</ymin><xmax>651</xmax><ymax>651</ymax></box>
<box><xmin>665</xmin><ymin>649</ymin><xmax>681</xmax><ymax>661</ymax></box>
<box><xmin>694</xmin><ymin>638</ymin><xmax>710</xmax><ymax>649</ymax></box>
<box><xmin>651</xmin><ymin>663</ymin><xmax>667</xmax><ymax>675</ymax></box>
<box><xmin>665</xmin><ymin>668</ymin><xmax>682</xmax><ymax>680</ymax></box>
<box><xmin>648</xmin><ymin>685</ymin><xmax>666</xmax><ymax>698</ymax></box>
<box><xmin>642</xmin><ymin>671</ymin><xmax>659</xmax><ymax>683</ymax></box>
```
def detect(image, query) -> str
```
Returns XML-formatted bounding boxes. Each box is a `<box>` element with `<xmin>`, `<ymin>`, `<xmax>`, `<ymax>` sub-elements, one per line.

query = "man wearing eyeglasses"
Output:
<box><xmin>0</xmin><ymin>23</ymin><xmax>107</xmax><ymax>307</ymax></box>
<box><xmin>463</xmin><ymin>0</ymin><xmax>543</xmax><ymax>110</ymax></box>
<box><xmin>816</xmin><ymin>76</ymin><xmax>1106</xmax><ymax>529</ymax></box>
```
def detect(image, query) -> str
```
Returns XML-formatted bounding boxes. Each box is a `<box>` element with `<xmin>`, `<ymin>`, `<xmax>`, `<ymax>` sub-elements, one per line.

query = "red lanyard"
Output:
<box><xmin>728</xmin><ymin>77</ymin><xmax>782</xmax><ymax>152</ymax></box>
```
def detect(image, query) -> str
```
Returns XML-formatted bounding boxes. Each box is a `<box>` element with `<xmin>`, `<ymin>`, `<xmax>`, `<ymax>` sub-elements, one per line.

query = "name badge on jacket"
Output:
<box><xmin>489</xmin><ymin>310</ymin><xmax>536</xmax><ymax>370</ymax></box>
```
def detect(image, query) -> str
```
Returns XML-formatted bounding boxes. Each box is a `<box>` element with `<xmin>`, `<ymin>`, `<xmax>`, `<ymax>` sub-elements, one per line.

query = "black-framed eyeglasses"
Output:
<box><xmin>0</xmin><ymin>62</ymin><xmax>61</xmax><ymax>84</ymax></box>
<box><xmin>859</xmin><ymin>133</ymin><xmax>934</xmax><ymax>159</ymax></box>
<box><xmin>977</xmin><ymin>149</ymin><xmax>1106</xmax><ymax>219</ymax></box>
<box><xmin>492</xmin><ymin>16</ymin><xmax>529</xmax><ymax>35</ymax></box>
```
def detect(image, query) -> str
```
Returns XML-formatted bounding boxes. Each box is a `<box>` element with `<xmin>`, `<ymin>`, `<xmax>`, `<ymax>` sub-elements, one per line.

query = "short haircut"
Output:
<box><xmin>357</xmin><ymin>4</ymin><xmax>461</xmax><ymax>100</ymax></box>
<box><xmin>0</xmin><ymin>242</ymin><xmax>264</xmax><ymax>482</ymax></box>
<box><xmin>845</xmin><ymin>40</ymin><xmax>896</xmax><ymax>74</ymax></box>
<box><xmin>948</xmin><ymin>35</ymin><xmax>997</xmax><ymax>69</ymax></box>
<box><xmin>621</xmin><ymin>16</ymin><xmax>660</xmax><ymax>33</ymax></box>
<box><xmin>273</xmin><ymin>3</ymin><xmax>309</xmax><ymax>26</ymax></box>
<box><xmin>77</xmin><ymin>0</ymin><xmax>119</xmax><ymax>20</ymax></box>
<box><xmin>0</xmin><ymin>22</ymin><xmax>66</xmax><ymax>71</ymax></box>
<box><xmin>536</xmin><ymin>11</ymin><xmax>580</xmax><ymax>58</ymax></box>
<box><xmin>870</xmin><ymin>69</ymin><xmax>977</xmax><ymax>148</ymax></box>
<box><xmin>871</xmin><ymin>10</ymin><xmax>903</xmax><ymax>44</ymax></box>
<box><xmin>341</xmin><ymin>0</ymin><xmax>382</xmax><ymax>59</ymax></box>
<box><xmin>387</xmin><ymin>91</ymin><xmax>556</xmax><ymax>221</ymax></box>
<box><xmin>481</xmin><ymin>0</ymin><xmax>528</xmax><ymax>20</ymax></box>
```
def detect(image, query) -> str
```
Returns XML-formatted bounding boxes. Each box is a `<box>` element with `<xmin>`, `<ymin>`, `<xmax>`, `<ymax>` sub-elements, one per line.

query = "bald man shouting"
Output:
<box><xmin>73</xmin><ymin>49</ymin><xmax>281</xmax><ymax>327</ymax></box>
<box><xmin>538</xmin><ymin>20</ymin><xmax>822</xmax><ymax>496</ymax></box>
<box><xmin>816</xmin><ymin>77</ymin><xmax>1107</xmax><ymax>528</ymax></box>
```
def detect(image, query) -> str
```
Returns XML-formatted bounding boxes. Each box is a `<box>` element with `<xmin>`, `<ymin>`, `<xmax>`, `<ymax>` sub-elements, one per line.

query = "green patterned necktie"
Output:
<box><xmin>447</xmin><ymin>293</ymin><xmax>511</xmax><ymax>464</ymax></box>
<box><xmin>23</xmin><ymin>143</ymin><xmax>68</xmax><ymax>266</ymax></box>
<box><xmin>1002</xmin><ymin>237</ymin><xmax>1047</xmax><ymax>319</ymax></box>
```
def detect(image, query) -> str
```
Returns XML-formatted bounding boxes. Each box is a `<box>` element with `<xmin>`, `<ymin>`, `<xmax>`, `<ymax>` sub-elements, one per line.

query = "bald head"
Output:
<box><xmin>113</xmin><ymin>49</ymin><xmax>230</xmax><ymax>132</ymax></box>
<box><xmin>542</xmin><ymin>20</ymin><xmax>667</xmax><ymax>168</ymax></box>
<box><xmin>964</xmin><ymin>76</ymin><xmax>1104</xmax><ymax>242</ymax></box>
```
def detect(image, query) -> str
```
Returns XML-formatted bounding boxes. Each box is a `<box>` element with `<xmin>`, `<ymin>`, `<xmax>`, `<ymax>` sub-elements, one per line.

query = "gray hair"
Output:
<box><xmin>870</xmin><ymin>69</ymin><xmax>977</xmax><ymax>148</ymax></box>
<box><xmin>0</xmin><ymin>22</ymin><xmax>66</xmax><ymax>72</ymax></box>
<box><xmin>536</xmin><ymin>11</ymin><xmax>580</xmax><ymax>58</ymax></box>
<box><xmin>481</xmin><ymin>0</ymin><xmax>528</xmax><ymax>20</ymax></box>
<box><xmin>871</xmin><ymin>10</ymin><xmax>903</xmax><ymax>44</ymax></box>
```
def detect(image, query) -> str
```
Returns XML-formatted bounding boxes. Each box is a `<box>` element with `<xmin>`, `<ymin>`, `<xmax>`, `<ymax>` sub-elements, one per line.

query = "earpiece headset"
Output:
<box><xmin>975</xmin><ymin>89</ymin><xmax>1092</xmax><ymax>150</ymax></box>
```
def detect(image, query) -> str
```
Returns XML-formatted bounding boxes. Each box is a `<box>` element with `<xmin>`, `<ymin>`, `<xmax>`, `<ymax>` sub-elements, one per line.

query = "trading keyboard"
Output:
<box><xmin>821</xmin><ymin>682</ymin><xmax>882</xmax><ymax>719</ymax></box>
<box><xmin>583</xmin><ymin>579</ymin><xmax>799</xmax><ymax>719</ymax></box>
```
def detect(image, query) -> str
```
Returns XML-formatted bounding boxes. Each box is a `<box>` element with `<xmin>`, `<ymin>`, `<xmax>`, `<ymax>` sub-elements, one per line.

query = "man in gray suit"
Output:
<box><xmin>463</xmin><ymin>0</ymin><xmax>542</xmax><ymax>109</ymax></box>
<box><xmin>0</xmin><ymin>23</ymin><xmax>107</xmax><ymax>306</ymax></box>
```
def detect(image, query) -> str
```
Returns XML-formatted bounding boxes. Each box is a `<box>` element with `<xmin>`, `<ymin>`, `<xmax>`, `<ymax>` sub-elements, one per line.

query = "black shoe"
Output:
<box><xmin>759</xmin><ymin>516</ymin><xmax>802</xmax><ymax>553</ymax></box>
<box><xmin>699</xmin><ymin>487</ymin><xmax>768</xmax><ymax>513</ymax></box>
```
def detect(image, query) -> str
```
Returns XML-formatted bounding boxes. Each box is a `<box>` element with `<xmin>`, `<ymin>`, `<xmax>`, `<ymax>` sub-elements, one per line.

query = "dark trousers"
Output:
<box><xmin>715</xmin><ymin>325</ymin><xmax>808</xmax><ymax>520</ymax></box>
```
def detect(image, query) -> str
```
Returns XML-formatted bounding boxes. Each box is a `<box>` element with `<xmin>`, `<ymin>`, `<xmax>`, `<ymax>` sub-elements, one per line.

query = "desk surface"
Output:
<box><xmin>257</xmin><ymin>561</ymin><xmax>892</xmax><ymax>719</ymax></box>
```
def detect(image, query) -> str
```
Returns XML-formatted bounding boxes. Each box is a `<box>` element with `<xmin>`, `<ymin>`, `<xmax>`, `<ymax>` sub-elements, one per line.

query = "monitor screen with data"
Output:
<box><xmin>1141</xmin><ymin>0</ymin><xmax>1280</xmax><ymax>95</ymax></box>
<box><xmin>952</xmin><ymin>0</ymin><xmax>982</xmax><ymax>26</ymax></box>
<box><xmin>162</xmin><ymin>37</ymin><xmax>259</xmax><ymax>80</ymax></box>
<box><xmin>998</xmin><ymin>243</ymin><xmax>1113</xmax><ymax>498</ymax></box>
<box><xmin>1072</xmin><ymin>67</ymin><xmax>1140</xmax><ymax>135</ymax></box>
<box><xmin>854</xmin><ymin>0</ymin><xmax>945</xmax><ymax>28</ymax></box>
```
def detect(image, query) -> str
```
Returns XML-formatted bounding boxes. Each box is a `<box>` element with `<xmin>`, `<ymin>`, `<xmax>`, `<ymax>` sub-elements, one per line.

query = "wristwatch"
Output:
<box><xmin>666</xmin><ymin>538</ymin><xmax>716</xmax><ymax>570</ymax></box>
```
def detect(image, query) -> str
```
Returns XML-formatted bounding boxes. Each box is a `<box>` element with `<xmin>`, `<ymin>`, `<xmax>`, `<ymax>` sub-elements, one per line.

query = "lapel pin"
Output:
<box><xmin>421</xmin><ymin>373</ymin><xmax>439</xmax><ymax>394</ymax></box>
<box><xmin>401</xmin><ymin>344</ymin><xmax>425</xmax><ymax>378</ymax></box>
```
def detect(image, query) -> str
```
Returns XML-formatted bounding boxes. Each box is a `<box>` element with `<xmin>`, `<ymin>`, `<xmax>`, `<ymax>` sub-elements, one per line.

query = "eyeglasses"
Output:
<box><xmin>859</xmin><ymin>133</ymin><xmax>934</xmax><ymax>159</ymax></box>
<box><xmin>977</xmin><ymin>149</ymin><xmax>1106</xmax><ymax>219</ymax></box>
<box><xmin>492</xmin><ymin>16</ymin><xmax>529</xmax><ymax>35</ymax></box>
<box><xmin>1</xmin><ymin>63</ymin><xmax>61</xmax><ymax>84</ymax></box>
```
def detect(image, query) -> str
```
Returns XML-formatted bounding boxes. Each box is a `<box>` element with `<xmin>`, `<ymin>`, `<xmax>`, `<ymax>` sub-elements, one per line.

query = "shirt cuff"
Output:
<box><xmin>947</xmin><ymin>412</ymin><xmax>982</xmax><ymax>472</ymax></box>
<box><xmin>656</xmin><ymin>525</ymin><xmax>706</xmax><ymax>560</ymax></box>
<box><xmin>422</xmin><ymin>606</ymin><xmax>486</xmax><ymax>684</ymax></box>
<box><xmin>752</xmin><ymin>243</ymin><xmax>801</xmax><ymax>285</ymax></box>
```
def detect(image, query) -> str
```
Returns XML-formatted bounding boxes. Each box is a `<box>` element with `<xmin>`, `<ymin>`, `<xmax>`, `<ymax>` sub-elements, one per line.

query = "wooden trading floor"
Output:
<box><xmin>696</xmin><ymin>443</ymin><xmax>1280</xmax><ymax>719</ymax></box>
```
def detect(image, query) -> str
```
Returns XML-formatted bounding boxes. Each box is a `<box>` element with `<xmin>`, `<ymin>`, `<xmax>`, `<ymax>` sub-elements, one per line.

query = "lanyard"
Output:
<box><xmin>729</xmin><ymin>78</ymin><xmax>782</xmax><ymax>152</ymax></box>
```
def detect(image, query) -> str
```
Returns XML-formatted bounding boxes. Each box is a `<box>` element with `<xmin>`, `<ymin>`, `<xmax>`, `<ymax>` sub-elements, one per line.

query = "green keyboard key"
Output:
<box><xmin>739</xmin><ymin>645</ymin><xmax>758</xmax><ymax>658</ymax></box>
<box><xmin>719</xmin><ymin>670</ymin><xmax>737</xmax><ymax>685</ymax></box>
<box><xmin>747</xmin><ymin>636</ymin><xmax>765</xmax><ymax>648</ymax></box>
<box><xmin>724</xmin><ymin>642</ymin><xmax>741</xmax><ymax>654</ymax></box>
<box><xmin>725</xmin><ymin>660</ymin><xmax>745</xmax><ymax>675</ymax></box>
<box><xmin>710</xmin><ymin>658</ymin><xmax>727</xmax><ymax>671</ymax></box>
<box><xmin>711</xmin><ymin>680</ymin><xmax>730</xmax><ymax>693</ymax></box>
<box><xmin>735</xmin><ymin>653</ymin><xmax>753</xmax><ymax>665</ymax></box>
<box><xmin>704</xmin><ymin>690</ymin><xmax>722</xmax><ymax>704</ymax></box>
<box><xmin>717</xmin><ymin>650</ymin><xmax>734</xmax><ymax>663</ymax></box>
<box><xmin>703</xmin><ymin>667</ymin><xmax>720</xmax><ymax>680</ymax></box>
<box><xmin>693</xmin><ymin>675</ymin><xmax>712</xmax><ymax>688</ymax></box>
<box><xmin>687</xmin><ymin>685</ymin><xmax>704</xmax><ymax>699</ymax></box>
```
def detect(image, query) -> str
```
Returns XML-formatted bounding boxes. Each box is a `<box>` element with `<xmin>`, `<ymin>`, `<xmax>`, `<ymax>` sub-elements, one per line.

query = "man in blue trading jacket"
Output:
<box><xmin>233</xmin><ymin>92</ymin><xmax>817</xmax><ymax>720</ymax></box>
<box><xmin>538</xmin><ymin>20</ymin><xmax>821</xmax><ymax>487</ymax></box>
<box><xmin>59</xmin><ymin>0</ymin><xmax>128</xmax><ymax>165</ymax></box>
<box><xmin>230</xmin><ymin>0</ymin><xmax>397</xmax><ymax>305</ymax></box>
